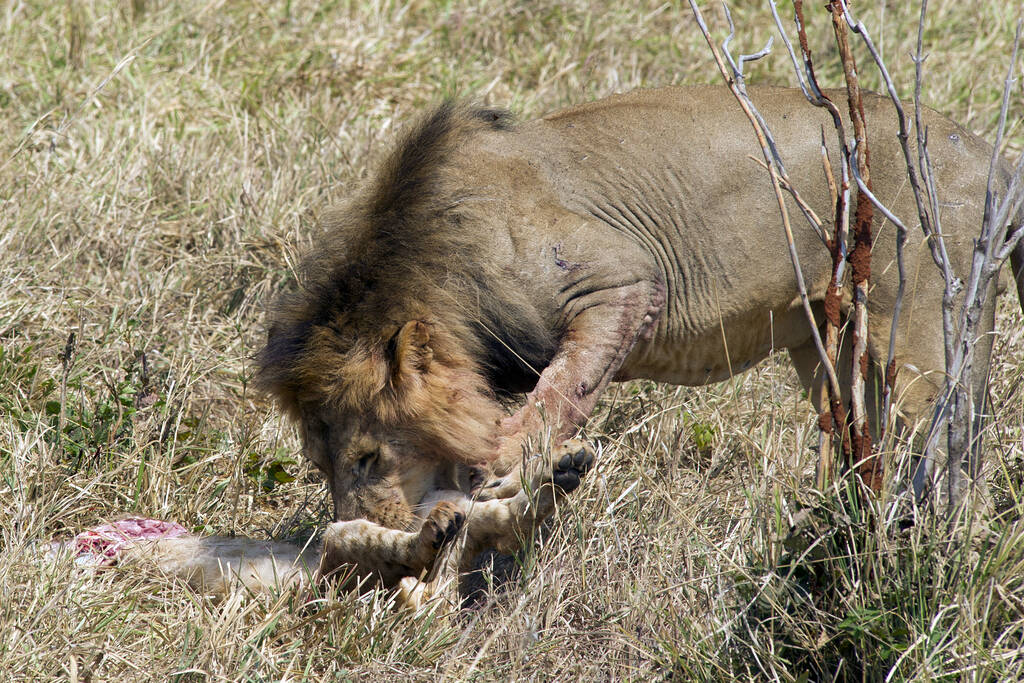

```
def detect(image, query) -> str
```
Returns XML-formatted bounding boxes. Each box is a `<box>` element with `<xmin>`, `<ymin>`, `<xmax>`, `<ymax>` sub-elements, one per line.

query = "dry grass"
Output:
<box><xmin>1</xmin><ymin>1</ymin><xmax>1023</xmax><ymax>680</ymax></box>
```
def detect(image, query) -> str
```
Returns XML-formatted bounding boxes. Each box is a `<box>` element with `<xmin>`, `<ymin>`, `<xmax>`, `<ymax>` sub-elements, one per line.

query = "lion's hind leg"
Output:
<box><xmin>787</xmin><ymin>311</ymin><xmax>994</xmax><ymax>506</ymax></box>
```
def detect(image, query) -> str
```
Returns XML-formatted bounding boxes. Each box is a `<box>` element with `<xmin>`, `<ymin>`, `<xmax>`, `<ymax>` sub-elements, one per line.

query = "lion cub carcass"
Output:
<box><xmin>254</xmin><ymin>85</ymin><xmax>1024</xmax><ymax>581</ymax></box>
<box><xmin>129</xmin><ymin>442</ymin><xmax>592</xmax><ymax>605</ymax></box>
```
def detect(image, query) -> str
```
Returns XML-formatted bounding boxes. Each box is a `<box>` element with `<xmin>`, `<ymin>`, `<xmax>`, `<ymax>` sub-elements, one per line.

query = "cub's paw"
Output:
<box><xmin>550</xmin><ymin>439</ymin><xmax>595</xmax><ymax>493</ymax></box>
<box><xmin>419</xmin><ymin>501</ymin><xmax>466</xmax><ymax>550</ymax></box>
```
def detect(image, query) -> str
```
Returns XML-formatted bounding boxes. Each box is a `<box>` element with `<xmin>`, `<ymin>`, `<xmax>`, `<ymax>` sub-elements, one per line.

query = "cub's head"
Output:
<box><xmin>258</xmin><ymin>315</ymin><xmax>504</xmax><ymax>524</ymax></box>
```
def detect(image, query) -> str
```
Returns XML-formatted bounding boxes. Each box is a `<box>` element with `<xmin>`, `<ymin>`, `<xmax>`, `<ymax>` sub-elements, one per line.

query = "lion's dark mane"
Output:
<box><xmin>258</xmin><ymin>102</ymin><xmax>558</xmax><ymax>415</ymax></box>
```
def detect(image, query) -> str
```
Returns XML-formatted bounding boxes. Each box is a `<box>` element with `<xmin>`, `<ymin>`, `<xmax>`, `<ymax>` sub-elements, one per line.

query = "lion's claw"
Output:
<box><xmin>550</xmin><ymin>440</ymin><xmax>595</xmax><ymax>493</ymax></box>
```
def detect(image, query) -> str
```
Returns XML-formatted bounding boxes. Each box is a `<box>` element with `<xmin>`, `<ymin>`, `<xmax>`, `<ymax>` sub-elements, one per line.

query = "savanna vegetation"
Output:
<box><xmin>1</xmin><ymin>1</ymin><xmax>1022</xmax><ymax>680</ymax></box>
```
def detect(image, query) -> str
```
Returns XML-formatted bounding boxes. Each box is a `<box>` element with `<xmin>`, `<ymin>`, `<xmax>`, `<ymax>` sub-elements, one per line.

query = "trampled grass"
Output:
<box><xmin>1</xmin><ymin>1</ymin><xmax>1023</xmax><ymax>680</ymax></box>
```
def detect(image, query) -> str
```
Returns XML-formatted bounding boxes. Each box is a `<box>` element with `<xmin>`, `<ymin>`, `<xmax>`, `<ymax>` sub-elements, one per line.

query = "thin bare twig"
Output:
<box><xmin>905</xmin><ymin>0</ymin><xmax>964</xmax><ymax>502</ymax></box>
<box><xmin>848</xmin><ymin>149</ymin><xmax>909</xmax><ymax>237</ymax></box>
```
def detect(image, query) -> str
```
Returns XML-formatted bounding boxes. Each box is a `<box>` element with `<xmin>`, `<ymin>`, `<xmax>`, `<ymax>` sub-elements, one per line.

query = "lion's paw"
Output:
<box><xmin>549</xmin><ymin>439</ymin><xmax>595</xmax><ymax>493</ymax></box>
<box><xmin>419</xmin><ymin>501</ymin><xmax>465</xmax><ymax>550</ymax></box>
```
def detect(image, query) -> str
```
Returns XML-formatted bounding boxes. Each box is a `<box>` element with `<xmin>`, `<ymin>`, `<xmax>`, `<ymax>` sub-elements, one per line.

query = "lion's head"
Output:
<box><xmin>258</xmin><ymin>312</ymin><xmax>506</xmax><ymax>524</ymax></box>
<box><xmin>255</xmin><ymin>103</ymin><xmax>556</xmax><ymax>523</ymax></box>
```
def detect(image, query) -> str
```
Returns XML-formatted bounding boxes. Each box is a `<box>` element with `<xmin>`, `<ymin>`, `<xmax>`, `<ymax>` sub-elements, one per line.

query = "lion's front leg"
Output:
<box><xmin>319</xmin><ymin>501</ymin><xmax>464</xmax><ymax>588</ymax></box>
<box><xmin>461</xmin><ymin>440</ymin><xmax>595</xmax><ymax>561</ymax></box>
<box><xmin>485</xmin><ymin>278</ymin><xmax>663</xmax><ymax>498</ymax></box>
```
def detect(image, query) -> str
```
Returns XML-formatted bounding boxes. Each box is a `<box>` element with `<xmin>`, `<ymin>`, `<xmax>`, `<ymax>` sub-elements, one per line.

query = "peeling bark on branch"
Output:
<box><xmin>791</xmin><ymin>0</ymin><xmax>857</xmax><ymax>482</ymax></box>
<box><xmin>829</xmin><ymin>1</ymin><xmax>879</xmax><ymax>491</ymax></box>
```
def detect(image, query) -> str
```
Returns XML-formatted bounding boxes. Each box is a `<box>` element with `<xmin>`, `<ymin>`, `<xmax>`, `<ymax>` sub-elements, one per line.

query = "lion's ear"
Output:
<box><xmin>391</xmin><ymin>320</ymin><xmax>434</xmax><ymax>380</ymax></box>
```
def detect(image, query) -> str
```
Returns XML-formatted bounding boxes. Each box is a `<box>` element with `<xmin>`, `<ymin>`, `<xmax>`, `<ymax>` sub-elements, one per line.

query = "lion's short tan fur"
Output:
<box><xmin>257</xmin><ymin>85</ymin><xmax>1024</xmax><ymax>551</ymax></box>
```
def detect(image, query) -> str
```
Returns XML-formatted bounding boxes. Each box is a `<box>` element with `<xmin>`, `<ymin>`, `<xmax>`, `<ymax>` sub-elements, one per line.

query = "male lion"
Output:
<box><xmin>258</xmin><ymin>86</ymin><xmax>1024</xmax><ymax>585</ymax></box>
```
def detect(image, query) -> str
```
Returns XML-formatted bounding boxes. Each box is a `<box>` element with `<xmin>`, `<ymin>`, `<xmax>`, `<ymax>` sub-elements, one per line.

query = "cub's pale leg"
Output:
<box><xmin>413</xmin><ymin>440</ymin><xmax>596</xmax><ymax>606</ymax></box>
<box><xmin>125</xmin><ymin>536</ymin><xmax>319</xmax><ymax>597</ymax></box>
<box><xmin>319</xmin><ymin>500</ymin><xmax>464</xmax><ymax>588</ymax></box>
<box><xmin>421</xmin><ymin>440</ymin><xmax>595</xmax><ymax>565</ymax></box>
<box><xmin>469</xmin><ymin>440</ymin><xmax>594</xmax><ymax>557</ymax></box>
<box><xmin>129</xmin><ymin>504</ymin><xmax>461</xmax><ymax>604</ymax></box>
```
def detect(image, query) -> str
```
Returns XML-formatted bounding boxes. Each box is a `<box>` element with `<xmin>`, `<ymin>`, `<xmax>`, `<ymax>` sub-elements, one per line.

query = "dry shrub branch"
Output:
<box><xmin>694</xmin><ymin>0</ymin><xmax>1024</xmax><ymax>511</ymax></box>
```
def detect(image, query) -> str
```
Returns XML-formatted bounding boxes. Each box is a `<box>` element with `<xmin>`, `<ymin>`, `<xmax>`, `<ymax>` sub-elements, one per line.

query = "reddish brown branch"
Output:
<box><xmin>793</xmin><ymin>0</ymin><xmax>853</xmax><ymax>482</ymax></box>
<box><xmin>829</xmin><ymin>0</ymin><xmax>880</xmax><ymax>492</ymax></box>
